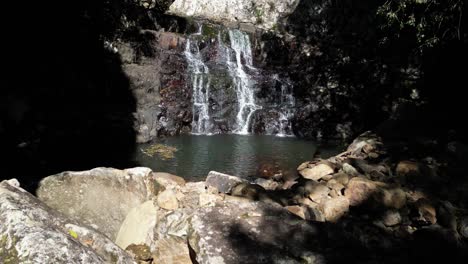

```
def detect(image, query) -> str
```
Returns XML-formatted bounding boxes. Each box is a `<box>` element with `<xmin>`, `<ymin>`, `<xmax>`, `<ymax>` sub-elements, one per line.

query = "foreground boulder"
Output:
<box><xmin>37</xmin><ymin>167</ymin><xmax>155</xmax><ymax>241</ymax></box>
<box><xmin>0</xmin><ymin>179</ymin><xmax>134</xmax><ymax>263</ymax></box>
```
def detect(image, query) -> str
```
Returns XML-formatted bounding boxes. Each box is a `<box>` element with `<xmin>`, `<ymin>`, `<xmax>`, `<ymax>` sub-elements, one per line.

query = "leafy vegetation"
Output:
<box><xmin>377</xmin><ymin>0</ymin><xmax>464</xmax><ymax>52</ymax></box>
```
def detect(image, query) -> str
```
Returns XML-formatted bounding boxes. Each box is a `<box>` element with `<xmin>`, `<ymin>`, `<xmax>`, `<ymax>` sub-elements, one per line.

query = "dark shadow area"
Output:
<box><xmin>222</xmin><ymin>189</ymin><xmax>467</xmax><ymax>263</ymax></box>
<box><xmin>282</xmin><ymin>0</ymin><xmax>467</xmax><ymax>141</ymax></box>
<box><xmin>0</xmin><ymin>2</ymin><xmax>141</xmax><ymax>191</ymax></box>
<box><xmin>218</xmin><ymin>132</ymin><xmax>468</xmax><ymax>263</ymax></box>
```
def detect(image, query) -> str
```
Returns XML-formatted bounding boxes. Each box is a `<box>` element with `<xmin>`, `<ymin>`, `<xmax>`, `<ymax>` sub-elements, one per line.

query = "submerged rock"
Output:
<box><xmin>0</xmin><ymin>180</ymin><xmax>134</xmax><ymax>263</ymax></box>
<box><xmin>36</xmin><ymin>167</ymin><xmax>155</xmax><ymax>241</ymax></box>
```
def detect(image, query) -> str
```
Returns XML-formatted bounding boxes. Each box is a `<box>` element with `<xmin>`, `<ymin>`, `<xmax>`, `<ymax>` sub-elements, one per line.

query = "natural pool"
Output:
<box><xmin>135</xmin><ymin>134</ymin><xmax>344</xmax><ymax>181</ymax></box>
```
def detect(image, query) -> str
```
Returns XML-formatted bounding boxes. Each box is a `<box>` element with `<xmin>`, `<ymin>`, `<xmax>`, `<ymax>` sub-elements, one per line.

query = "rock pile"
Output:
<box><xmin>2</xmin><ymin>131</ymin><xmax>467</xmax><ymax>263</ymax></box>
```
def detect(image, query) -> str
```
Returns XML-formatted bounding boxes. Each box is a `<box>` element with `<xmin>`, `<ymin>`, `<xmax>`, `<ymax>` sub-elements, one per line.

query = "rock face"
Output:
<box><xmin>37</xmin><ymin>167</ymin><xmax>155</xmax><ymax>241</ymax></box>
<box><xmin>0</xmin><ymin>180</ymin><xmax>134</xmax><ymax>263</ymax></box>
<box><xmin>168</xmin><ymin>0</ymin><xmax>300</xmax><ymax>32</ymax></box>
<box><xmin>116</xmin><ymin>31</ymin><xmax>191</xmax><ymax>142</ymax></box>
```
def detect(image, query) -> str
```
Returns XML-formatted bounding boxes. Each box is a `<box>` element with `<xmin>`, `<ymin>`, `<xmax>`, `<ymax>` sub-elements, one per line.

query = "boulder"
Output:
<box><xmin>153</xmin><ymin>237</ymin><xmax>192</xmax><ymax>264</ymax></box>
<box><xmin>459</xmin><ymin>216</ymin><xmax>468</xmax><ymax>239</ymax></box>
<box><xmin>305</xmin><ymin>182</ymin><xmax>330</xmax><ymax>204</ymax></box>
<box><xmin>168</xmin><ymin>0</ymin><xmax>301</xmax><ymax>32</ymax></box>
<box><xmin>37</xmin><ymin>167</ymin><xmax>154</xmax><ymax>241</ymax></box>
<box><xmin>382</xmin><ymin>210</ymin><xmax>402</xmax><ymax>227</ymax></box>
<box><xmin>381</xmin><ymin>188</ymin><xmax>407</xmax><ymax>209</ymax></box>
<box><xmin>205</xmin><ymin>171</ymin><xmax>248</xmax><ymax>194</ymax></box>
<box><xmin>154</xmin><ymin>172</ymin><xmax>186</xmax><ymax>187</ymax></box>
<box><xmin>299</xmin><ymin>162</ymin><xmax>335</xmax><ymax>181</ymax></box>
<box><xmin>157</xmin><ymin>189</ymin><xmax>180</xmax><ymax>210</ymax></box>
<box><xmin>331</xmin><ymin>172</ymin><xmax>350</xmax><ymax>186</ymax></box>
<box><xmin>321</xmin><ymin>197</ymin><xmax>350</xmax><ymax>222</ymax></box>
<box><xmin>412</xmin><ymin>199</ymin><xmax>437</xmax><ymax>225</ymax></box>
<box><xmin>115</xmin><ymin>201</ymin><xmax>158</xmax><ymax>250</ymax></box>
<box><xmin>344</xmin><ymin>177</ymin><xmax>382</xmax><ymax>206</ymax></box>
<box><xmin>0</xmin><ymin>180</ymin><xmax>134</xmax><ymax>263</ymax></box>
<box><xmin>188</xmin><ymin>199</ymin><xmax>326</xmax><ymax>264</ymax></box>
<box><xmin>254</xmin><ymin>178</ymin><xmax>279</xmax><ymax>190</ymax></box>
<box><xmin>342</xmin><ymin>163</ymin><xmax>359</xmax><ymax>177</ymax></box>
<box><xmin>396</xmin><ymin>160</ymin><xmax>421</xmax><ymax>179</ymax></box>
<box><xmin>346</xmin><ymin>131</ymin><xmax>385</xmax><ymax>159</ymax></box>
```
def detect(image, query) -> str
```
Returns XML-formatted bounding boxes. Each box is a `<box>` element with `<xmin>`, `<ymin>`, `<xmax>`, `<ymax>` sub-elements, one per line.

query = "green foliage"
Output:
<box><xmin>141</xmin><ymin>143</ymin><xmax>178</xmax><ymax>160</ymax></box>
<box><xmin>68</xmin><ymin>230</ymin><xmax>78</xmax><ymax>239</ymax></box>
<box><xmin>377</xmin><ymin>0</ymin><xmax>464</xmax><ymax>52</ymax></box>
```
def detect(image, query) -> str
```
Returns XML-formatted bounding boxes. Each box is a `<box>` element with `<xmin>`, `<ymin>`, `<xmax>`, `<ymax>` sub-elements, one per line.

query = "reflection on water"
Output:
<box><xmin>135</xmin><ymin>134</ymin><xmax>343</xmax><ymax>181</ymax></box>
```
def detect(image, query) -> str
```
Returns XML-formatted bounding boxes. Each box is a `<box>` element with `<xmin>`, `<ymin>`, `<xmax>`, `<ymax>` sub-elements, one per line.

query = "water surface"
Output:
<box><xmin>135</xmin><ymin>134</ymin><xmax>343</xmax><ymax>181</ymax></box>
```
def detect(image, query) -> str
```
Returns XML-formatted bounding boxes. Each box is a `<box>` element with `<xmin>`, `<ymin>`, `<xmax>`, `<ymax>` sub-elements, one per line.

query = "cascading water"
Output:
<box><xmin>224</xmin><ymin>29</ymin><xmax>261</xmax><ymax>134</ymax></box>
<box><xmin>184</xmin><ymin>28</ymin><xmax>212</xmax><ymax>134</ymax></box>
<box><xmin>276</xmin><ymin>75</ymin><xmax>295</xmax><ymax>137</ymax></box>
<box><xmin>184</xmin><ymin>22</ymin><xmax>295</xmax><ymax>136</ymax></box>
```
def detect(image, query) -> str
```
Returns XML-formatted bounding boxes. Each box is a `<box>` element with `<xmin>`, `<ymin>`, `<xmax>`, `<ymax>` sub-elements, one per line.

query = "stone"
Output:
<box><xmin>115</xmin><ymin>201</ymin><xmax>158</xmax><ymax>250</ymax></box>
<box><xmin>199</xmin><ymin>192</ymin><xmax>223</xmax><ymax>207</ymax></box>
<box><xmin>344</xmin><ymin>177</ymin><xmax>382</xmax><ymax>206</ymax></box>
<box><xmin>331</xmin><ymin>172</ymin><xmax>350</xmax><ymax>186</ymax></box>
<box><xmin>383</xmin><ymin>210</ymin><xmax>402</xmax><ymax>227</ymax></box>
<box><xmin>297</xmin><ymin>161</ymin><xmax>310</xmax><ymax>171</ymax></box>
<box><xmin>154</xmin><ymin>172</ymin><xmax>186</xmax><ymax>187</ymax></box>
<box><xmin>37</xmin><ymin>167</ymin><xmax>154</xmax><ymax>240</ymax></box>
<box><xmin>168</xmin><ymin>0</ymin><xmax>301</xmax><ymax>31</ymax></box>
<box><xmin>346</xmin><ymin>131</ymin><xmax>385</xmax><ymax>159</ymax></box>
<box><xmin>205</xmin><ymin>171</ymin><xmax>248</xmax><ymax>194</ymax></box>
<box><xmin>0</xmin><ymin>180</ymin><xmax>133</xmax><ymax>263</ymax></box>
<box><xmin>342</xmin><ymin>163</ymin><xmax>359</xmax><ymax>176</ymax></box>
<box><xmin>254</xmin><ymin>177</ymin><xmax>279</xmax><ymax>190</ymax></box>
<box><xmin>327</xmin><ymin>180</ymin><xmax>345</xmax><ymax>196</ymax></box>
<box><xmin>396</xmin><ymin>160</ymin><xmax>421</xmax><ymax>179</ymax></box>
<box><xmin>125</xmin><ymin>244</ymin><xmax>152</xmax><ymax>263</ymax></box>
<box><xmin>153</xmin><ymin>237</ymin><xmax>192</xmax><ymax>264</ymax></box>
<box><xmin>157</xmin><ymin>189</ymin><xmax>179</xmax><ymax>210</ymax></box>
<box><xmin>299</xmin><ymin>162</ymin><xmax>335</xmax><ymax>181</ymax></box>
<box><xmin>459</xmin><ymin>217</ymin><xmax>468</xmax><ymax>239</ymax></box>
<box><xmin>306</xmin><ymin>183</ymin><xmax>331</xmax><ymax>204</ymax></box>
<box><xmin>286</xmin><ymin>205</ymin><xmax>307</xmax><ymax>219</ymax></box>
<box><xmin>381</xmin><ymin>188</ymin><xmax>407</xmax><ymax>209</ymax></box>
<box><xmin>321</xmin><ymin>197</ymin><xmax>350</xmax><ymax>222</ymax></box>
<box><xmin>158</xmin><ymin>32</ymin><xmax>184</xmax><ymax>50</ymax></box>
<box><xmin>188</xmin><ymin>199</ymin><xmax>325</xmax><ymax>263</ymax></box>
<box><xmin>412</xmin><ymin>199</ymin><xmax>437</xmax><ymax>225</ymax></box>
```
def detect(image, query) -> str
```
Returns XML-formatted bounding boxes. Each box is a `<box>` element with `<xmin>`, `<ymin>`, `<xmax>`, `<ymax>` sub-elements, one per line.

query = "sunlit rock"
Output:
<box><xmin>0</xmin><ymin>180</ymin><xmax>133</xmax><ymax>263</ymax></box>
<box><xmin>37</xmin><ymin>167</ymin><xmax>154</xmax><ymax>240</ymax></box>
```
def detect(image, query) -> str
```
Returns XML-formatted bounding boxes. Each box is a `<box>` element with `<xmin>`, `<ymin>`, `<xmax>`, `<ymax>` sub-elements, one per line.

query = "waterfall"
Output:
<box><xmin>277</xmin><ymin>77</ymin><xmax>295</xmax><ymax>137</ymax></box>
<box><xmin>184</xmin><ymin>22</ymin><xmax>295</xmax><ymax>136</ymax></box>
<box><xmin>184</xmin><ymin>35</ymin><xmax>212</xmax><ymax>134</ymax></box>
<box><xmin>224</xmin><ymin>29</ymin><xmax>260</xmax><ymax>134</ymax></box>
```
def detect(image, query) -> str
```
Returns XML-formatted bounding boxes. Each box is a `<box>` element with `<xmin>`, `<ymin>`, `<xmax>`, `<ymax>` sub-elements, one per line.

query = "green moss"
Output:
<box><xmin>202</xmin><ymin>23</ymin><xmax>218</xmax><ymax>40</ymax></box>
<box><xmin>0</xmin><ymin>234</ymin><xmax>20</xmax><ymax>264</ymax></box>
<box><xmin>141</xmin><ymin>144</ymin><xmax>178</xmax><ymax>160</ymax></box>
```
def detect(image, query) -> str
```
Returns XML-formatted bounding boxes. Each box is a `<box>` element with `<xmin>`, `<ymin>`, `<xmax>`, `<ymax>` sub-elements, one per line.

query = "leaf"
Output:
<box><xmin>68</xmin><ymin>230</ymin><xmax>78</xmax><ymax>239</ymax></box>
